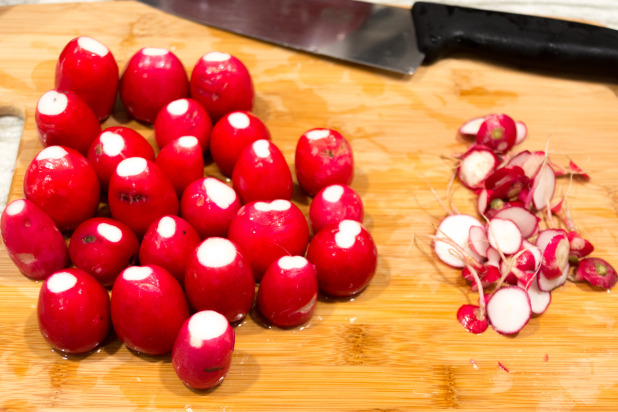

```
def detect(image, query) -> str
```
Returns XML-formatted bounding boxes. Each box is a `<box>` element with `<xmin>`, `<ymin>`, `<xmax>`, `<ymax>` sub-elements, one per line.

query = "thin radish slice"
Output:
<box><xmin>535</xmin><ymin>228</ymin><xmax>568</xmax><ymax>252</ymax></box>
<box><xmin>493</xmin><ymin>206</ymin><xmax>540</xmax><ymax>239</ymax></box>
<box><xmin>507</xmin><ymin>150</ymin><xmax>531</xmax><ymax>169</ymax></box>
<box><xmin>486</xmin><ymin>286</ymin><xmax>532</xmax><ymax>335</ymax></box>
<box><xmin>457</xmin><ymin>145</ymin><xmax>499</xmax><ymax>190</ymax></box>
<box><xmin>531</xmin><ymin>163</ymin><xmax>556</xmax><ymax>211</ymax></box>
<box><xmin>521</xmin><ymin>240</ymin><xmax>542</xmax><ymax>272</ymax></box>
<box><xmin>487</xmin><ymin>218</ymin><xmax>523</xmax><ymax>255</ymax></box>
<box><xmin>539</xmin><ymin>234</ymin><xmax>570</xmax><ymax>279</ymax></box>
<box><xmin>527</xmin><ymin>278</ymin><xmax>551</xmax><ymax>315</ymax></box>
<box><xmin>486</xmin><ymin>247</ymin><xmax>501</xmax><ymax>267</ymax></box>
<box><xmin>538</xmin><ymin>259</ymin><xmax>569</xmax><ymax>292</ymax></box>
<box><xmin>515</xmin><ymin>121</ymin><xmax>528</xmax><ymax>145</ymax></box>
<box><xmin>468</xmin><ymin>225</ymin><xmax>489</xmax><ymax>258</ymax></box>
<box><xmin>434</xmin><ymin>214</ymin><xmax>484</xmax><ymax>268</ymax></box>
<box><xmin>458</xmin><ymin>116</ymin><xmax>486</xmax><ymax>138</ymax></box>
<box><xmin>521</xmin><ymin>151</ymin><xmax>546</xmax><ymax>179</ymax></box>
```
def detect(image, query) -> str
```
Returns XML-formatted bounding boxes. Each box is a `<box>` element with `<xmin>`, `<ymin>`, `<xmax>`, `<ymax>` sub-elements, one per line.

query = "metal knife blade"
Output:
<box><xmin>137</xmin><ymin>0</ymin><xmax>618</xmax><ymax>78</ymax></box>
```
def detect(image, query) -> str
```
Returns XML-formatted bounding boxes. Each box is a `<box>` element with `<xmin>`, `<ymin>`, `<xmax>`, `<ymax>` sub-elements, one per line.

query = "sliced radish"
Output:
<box><xmin>487</xmin><ymin>218</ymin><xmax>523</xmax><ymax>255</ymax></box>
<box><xmin>493</xmin><ymin>205</ymin><xmax>539</xmax><ymax>239</ymax></box>
<box><xmin>520</xmin><ymin>151</ymin><xmax>546</xmax><ymax>179</ymax></box>
<box><xmin>535</xmin><ymin>228</ymin><xmax>568</xmax><ymax>252</ymax></box>
<box><xmin>515</xmin><ymin>121</ymin><xmax>528</xmax><ymax>145</ymax></box>
<box><xmin>527</xmin><ymin>278</ymin><xmax>551</xmax><ymax>315</ymax></box>
<box><xmin>506</xmin><ymin>150</ymin><xmax>531</xmax><ymax>169</ymax></box>
<box><xmin>468</xmin><ymin>225</ymin><xmax>489</xmax><ymax>258</ymax></box>
<box><xmin>539</xmin><ymin>234</ymin><xmax>570</xmax><ymax>279</ymax></box>
<box><xmin>538</xmin><ymin>259</ymin><xmax>569</xmax><ymax>292</ymax></box>
<box><xmin>486</xmin><ymin>286</ymin><xmax>532</xmax><ymax>335</ymax></box>
<box><xmin>456</xmin><ymin>145</ymin><xmax>499</xmax><ymax>190</ymax></box>
<box><xmin>458</xmin><ymin>116</ymin><xmax>486</xmax><ymax>138</ymax></box>
<box><xmin>530</xmin><ymin>163</ymin><xmax>556</xmax><ymax>211</ymax></box>
<box><xmin>434</xmin><ymin>214</ymin><xmax>484</xmax><ymax>268</ymax></box>
<box><xmin>566</xmin><ymin>230</ymin><xmax>594</xmax><ymax>259</ymax></box>
<box><xmin>456</xmin><ymin>304</ymin><xmax>488</xmax><ymax>334</ymax></box>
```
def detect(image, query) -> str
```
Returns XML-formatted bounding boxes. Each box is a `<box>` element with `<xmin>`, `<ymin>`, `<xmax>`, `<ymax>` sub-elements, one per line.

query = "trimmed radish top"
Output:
<box><xmin>202</xmin><ymin>51</ymin><xmax>231</xmax><ymax>62</ymax></box>
<box><xmin>46</xmin><ymin>271</ymin><xmax>78</xmax><ymax>293</ymax></box>
<box><xmin>77</xmin><ymin>36</ymin><xmax>109</xmax><ymax>57</ymax></box>
<box><xmin>252</xmin><ymin>139</ymin><xmax>271</xmax><ymax>158</ymax></box>
<box><xmin>116</xmin><ymin>157</ymin><xmax>147</xmax><ymax>177</ymax></box>
<box><xmin>166</xmin><ymin>98</ymin><xmax>189</xmax><ymax>116</ymax></box>
<box><xmin>279</xmin><ymin>255</ymin><xmax>309</xmax><ymax>270</ymax></box>
<box><xmin>177</xmin><ymin>136</ymin><xmax>199</xmax><ymax>148</ymax></box>
<box><xmin>156</xmin><ymin>216</ymin><xmax>177</xmax><ymax>239</ymax></box>
<box><xmin>204</xmin><ymin>178</ymin><xmax>238</xmax><ymax>209</ymax></box>
<box><xmin>305</xmin><ymin>129</ymin><xmax>331</xmax><ymax>141</ymax></box>
<box><xmin>123</xmin><ymin>266</ymin><xmax>153</xmax><ymax>281</ymax></box>
<box><xmin>99</xmin><ymin>131</ymin><xmax>126</xmax><ymax>156</ymax></box>
<box><xmin>36</xmin><ymin>146</ymin><xmax>68</xmax><ymax>161</ymax></box>
<box><xmin>197</xmin><ymin>238</ymin><xmax>237</xmax><ymax>268</ymax></box>
<box><xmin>5</xmin><ymin>199</ymin><xmax>25</xmax><ymax>216</ymax></box>
<box><xmin>335</xmin><ymin>220</ymin><xmax>363</xmax><ymax>249</ymax></box>
<box><xmin>96</xmin><ymin>222</ymin><xmax>123</xmax><ymax>243</ymax></box>
<box><xmin>254</xmin><ymin>199</ymin><xmax>291</xmax><ymax>212</ymax></box>
<box><xmin>228</xmin><ymin>112</ymin><xmax>250</xmax><ymax>129</ymax></box>
<box><xmin>188</xmin><ymin>310</ymin><xmax>229</xmax><ymax>347</ymax></box>
<box><xmin>142</xmin><ymin>47</ymin><xmax>169</xmax><ymax>56</ymax></box>
<box><xmin>37</xmin><ymin>90</ymin><xmax>68</xmax><ymax>116</ymax></box>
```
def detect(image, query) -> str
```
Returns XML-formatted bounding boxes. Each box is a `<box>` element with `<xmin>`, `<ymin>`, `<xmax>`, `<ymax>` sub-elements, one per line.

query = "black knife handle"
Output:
<box><xmin>411</xmin><ymin>2</ymin><xmax>618</xmax><ymax>77</ymax></box>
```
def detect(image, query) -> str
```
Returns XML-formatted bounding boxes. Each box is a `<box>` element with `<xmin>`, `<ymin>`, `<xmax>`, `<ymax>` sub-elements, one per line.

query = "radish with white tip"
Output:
<box><xmin>154</xmin><ymin>98</ymin><xmax>212</xmax><ymax>154</ymax></box>
<box><xmin>155</xmin><ymin>136</ymin><xmax>205</xmax><ymax>196</ymax></box>
<box><xmin>457</xmin><ymin>304</ymin><xmax>489</xmax><ymax>334</ymax></box>
<box><xmin>172</xmin><ymin>310</ymin><xmax>235</xmax><ymax>390</ymax></box>
<box><xmin>486</xmin><ymin>286</ymin><xmax>532</xmax><ymax>335</ymax></box>
<box><xmin>309</xmin><ymin>184</ymin><xmax>364</xmax><ymax>234</ymax></box>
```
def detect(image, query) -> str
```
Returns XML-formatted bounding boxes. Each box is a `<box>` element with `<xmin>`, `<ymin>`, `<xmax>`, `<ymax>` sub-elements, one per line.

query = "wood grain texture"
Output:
<box><xmin>1</xmin><ymin>1</ymin><xmax>618</xmax><ymax>410</ymax></box>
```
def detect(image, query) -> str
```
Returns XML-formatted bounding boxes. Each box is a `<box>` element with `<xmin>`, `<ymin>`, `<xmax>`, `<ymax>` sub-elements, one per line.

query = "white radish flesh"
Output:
<box><xmin>434</xmin><ymin>214</ymin><xmax>484</xmax><ymax>268</ymax></box>
<box><xmin>487</xmin><ymin>218</ymin><xmax>523</xmax><ymax>255</ymax></box>
<box><xmin>486</xmin><ymin>286</ymin><xmax>532</xmax><ymax>335</ymax></box>
<box><xmin>457</xmin><ymin>146</ymin><xmax>499</xmax><ymax>190</ymax></box>
<box><xmin>527</xmin><ymin>278</ymin><xmax>551</xmax><ymax>315</ymax></box>
<box><xmin>538</xmin><ymin>259</ymin><xmax>569</xmax><ymax>292</ymax></box>
<box><xmin>468</xmin><ymin>225</ymin><xmax>489</xmax><ymax>258</ymax></box>
<box><xmin>540</xmin><ymin>234</ymin><xmax>570</xmax><ymax>279</ymax></box>
<box><xmin>493</xmin><ymin>206</ymin><xmax>539</xmax><ymax>239</ymax></box>
<box><xmin>531</xmin><ymin>163</ymin><xmax>556</xmax><ymax>211</ymax></box>
<box><xmin>515</xmin><ymin>121</ymin><xmax>528</xmax><ymax>145</ymax></box>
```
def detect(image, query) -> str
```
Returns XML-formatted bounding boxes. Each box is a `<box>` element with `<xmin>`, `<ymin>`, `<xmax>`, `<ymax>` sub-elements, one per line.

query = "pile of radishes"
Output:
<box><xmin>434</xmin><ymin>113</ymin><xmax>616</xmax><ymax>335</ymax></box>
<box><xmin>0</xmin><ymin>36</ymin><xmax>378</xmax><ymax>390</ymax></box>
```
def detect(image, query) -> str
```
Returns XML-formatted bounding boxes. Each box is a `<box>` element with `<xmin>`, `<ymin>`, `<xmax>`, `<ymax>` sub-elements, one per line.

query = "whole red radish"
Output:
<box><xmin>35</xmin><ymin>89</ymin><xmax>101</xmax><ymax>155</ymax></box>
<box><xmin>232</xmin><ymin>139</ymin><xmax>293</xmax><ymax>203</ymax></box>
<box><xmin>69</xmin><ymin>217</ymin><xmax>139</xmax><ymax>288</ymax></box>
<box><xmin>210</xmin><ymin>111</ymin><xmax>271</xmax><ymax>176</ymax></box>
<box><xmin>295</xmin><ymin>128</ymin><xmax>354</xmax><ymax>196</ymax></box>
<box><xmin>55</xmin><ymin>36</ymin><xmax>119</xmax><ymax>121</ymax></box>
<box><xmin>139</xmin><ymin>215</ymin><xmax>201</xmax><ymax>287</ymax></box>
<box><xmin>257</xmin><ymin>256</ymin><xmax>318</xmax><ymax>328</ymax></box>
<box><xmin>475</xmin><ymin>113</ymin><xmax>517</xmax><ymax>155</ymax></box>
<box><xmin>172</xmin><ymin>310</ymin><xmax>235</xmax><ymax>390</ymax></box>
<box><xmin>108</xmin><ymin>157</ymin><xmax>179</xmax><ymax>237</ymax></box>
<box><xmin>24</xmin><ymin>146</ymin><xmax>100</xmax><ymax>232</ymax></box>
<box><xmin>306</xmin><ymin>220</ymin><xmax>377</xmax><ymax>297</ymax></box>
<box><xmin>111</xmin><ymin>265</ymin><xmax>189</xmax><ymax>355</ymax></box>
<box><xmin>119</xmin><ymin>47</ymin><xmax>188</xmax><ymax>124</ymax></box>
<box><xmin>309</xmin><ymin>184</ymin><xmax>363</xmax><ymax>234</ymax></box>
<box><xmin>37</xmin><ymin>268</ymin><xmax>110</xmax><ymax>353</ymax></box>
<box><xmin>1</xmin><ymin>199</ymin><xmax>69</xmax><ymax>280</ymax></box>
<box><xmin>180</xmin><ymin>177</ymin><xmax>241</xmax><ymax>239</ymax></box>
<box><xmin>190</xmin><ymin>51</ymin><xmax>254</xmax><ymax>122</ymax></box>
<box><xmin>184</xmin><ymin>237</ymin><xmax>255</xmax><ymax>323</ymax></box>
<box><xmin>228</xmin><ymin>200</ymin><xmax>310</xmax><ymax>281</ymax></box>
<box><xmin>156</xmin><ymin>136</ymin><xmax>204</xmax><ymax>196</ymax></box>
<box><xmin>87</xmin><ymin>126</ymin><xmax>155</xmax><ymax>190</ymax></box>
<box><xmin>154</xmin><ymin>98</ymin><xmax>212</xmax><ymax>154</ymax></box>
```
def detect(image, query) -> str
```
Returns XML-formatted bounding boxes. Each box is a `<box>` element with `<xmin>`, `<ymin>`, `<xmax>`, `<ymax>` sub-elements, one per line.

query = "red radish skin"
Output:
<box><xmin>475</xmin><ymin>113</ymin><xmax>517</xmax><ymax>154</ymax></box>
<box><xmin>69</xmin><ymin>217</ymin><xmax>139</xmax><ymax>288</ymax></box>
<box><xmin>486</xmin><ymin>286</ymin><xmax>532</xmax><ymax>335</ymax></box>
<box><xmin>306</xmin><ymin>220</ymin><xmax>378</xmax><ymax>297</ymax></box>
<box><xmin>228</xmin><ymin>200</ymin><xmax>310</xmax><ymax>281</ymax></box>
<box><xmin>209</xmin><ymin>111</ymin><xmax>271</xmax><ymax>176</ymax></box>
<box><xmin>539</xmin><ymin>233</ymin><xmax>570</xmax><ymax>279</ymax></box>
<box><xmin>180</xmin><ymin>177</ymin><xmax>241</xmax><ymax>239</ymax></box>
<box><xmin>155</xmin><ymin>136</ymin><xmax>205</xmax><ymax>196</ymax></box>
<box><xmin>1</xmin><ymin>199</ymin><xmax>69</xmax><ymax>280</ymax></box>
<box><xmin>154</xmin><ymin>98</ymin><xmax>212</xmax><ymax>154</ymax></box>
<box><xmin>457</xmin><ymin>145</ymin><xmax>499</xmax><ymax>190</ymax></box>
<box><xmin>458</xmin><ymin>116</ymin><xmax>486</xmax><ymax>138</ymax></box>
<box><xmin>232</xmin><ymin>139</ymin><xmax>293</xmax><ymax>203</ymax></box>
<box><xmin>24</xmin><ymin>146</ymin><xmax>100</xmax><ymax>232</ymax></box>
<box><xmin>309</xmin><ymin>184</ymin><xmax>364</xmax><ymax>234</ymax></box>
<box><xmin>576</xmin><ymin>257</ymin><xmax>617</xmax><ymax>289</ymax></box>
<box><xmin>295</xmin><ymin>128</ymin><xmax>354</xmax><ymax>196</ymax></box>
<box><xmin>190</xmin><ymin>52</ymin><xmax>254</xmax><ymax>122</ymax></box>
<box><xmin>434</xmin><ymin>214</ymin><xmax>485</xmax><ymax>269</ymax></box>
<box><xmin>538</xmin><ymin>260</ymin><xmax>570</xmax><ymax>292</ymax></box>
<box><xmin>172</xmin><ymin>310</ymin><xmax>235</xmax><ymax>390</ymax></box>
<box><xmin>55</xmin><ymin>36</ymin><xmax>119</xmax><ymax>121</ymax></box>
<box><xmin>87</xmin><ymin>126</ymin><xmax>156</xmax><ymax>190</ymax></box>
<box><xmin>184</xmin><ymin>237</ymin><xmax>255</xmax><ymax>323</ymax></box>
<box><xmin>119</xmin><ymin>47</ymin><xmax>189</xmax><ymax>124</ymax></box>
<box><xmin>108</xmin><ymin>157</ymin><xmax>179</xmax><ymax>238</ymax></box>
<box><xmin>530</xmin><ymin>163</ymin><xmax>556</xmax><ymax>211</ymax></box>
<box><xmin>257</xmin><ymin>256</ymin><xmax>318</xmax><ymax>328</ymax></box>
<box><xmin>457</xmin><ymin>304</ymin><xmax>489</xmax><ymax>334</ymax></box>
<box><xmin>139</xmin><ymin>215</ymin><xmax>201</xmax><ymax>287</ymax></box>
<box><xmin>37</xmin><ymin>268</ymin><xmax>110</xmax><ymax>353</ymax></box>
<box><xmin>111</xmin><ymin>265</ymin><xmax>190</xmax><ymax>355</ymax></box>
<box><xmin>566</xmin><ymin>231</ymin><xmax>595</xmax><ymax>259</ymax></box>
<box><xmin>35</xmin><ymin>89</ymin><xmax>101</xmax><ymax>155</ymax></box>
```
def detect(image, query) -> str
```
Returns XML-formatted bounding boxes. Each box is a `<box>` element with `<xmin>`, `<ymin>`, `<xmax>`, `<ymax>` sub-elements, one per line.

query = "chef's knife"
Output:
<box><xmin>137</xmin><ymin>0</ymin><xmax>618</xmax><ymax>77</ymax></box>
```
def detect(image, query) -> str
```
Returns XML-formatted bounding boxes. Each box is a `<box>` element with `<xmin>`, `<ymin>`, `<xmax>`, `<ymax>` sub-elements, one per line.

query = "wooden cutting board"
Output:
<box><xmin>2</xmin><ymin>1</ymin><xmax>618</xmax><ymax>410</ymax></box>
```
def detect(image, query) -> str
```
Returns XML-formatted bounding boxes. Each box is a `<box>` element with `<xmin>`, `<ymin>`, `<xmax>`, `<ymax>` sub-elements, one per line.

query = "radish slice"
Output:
<box><xmin>457</xmin><ymin>145</ymin><xmax>499</xmax><ymax>190</ymax></box>
<box><xmin>468</xmin><ymin>225</ymin><xmax>489</xmax><ymax>258</ymax></box>
<box><xmin>539</xmin><ymin>234</ymin><xmax>570</xmax><ymax>279</ymax></box>
<box><xmin>538</xmin><ymin>259</ymin><xmax>569</xmax><ymax>292</ymax></box>
<box><xmin>531</xmin><ymin>163</ymin><xmax>556</xmax><ymax>211</ymax></box>
<box><xmin>486</xmin><ymin>247</ymin><xmax>501</xmax><ymax>267</ymax></box>
<box><xmin>521</xmin><ymin>151</ymin><xmax>546</xmax><ymax>179</ymax></box>
<box><xmin>434</xmin><ymin>214</ymin><xmax>484</xmax><ymax>268</ymax></box>
<box><xmin>487</xmin><ymin>218</ymin><xmax>523</xmax><ymax>255</ymax></box>
<box><xmin>458</xmin><ymin>116</ymin><xmax>486</xmax><ymax>137</ymax></box>
<box><xmin>527</xmin><ymin>278</ymin><xmax>551</xmax><ymax>315</ymax></box>
<box><xmin>493</xmin><ymin>206</ymin><xmax>540</xmax><ymax>239</ymax></box>
<box><xmin>566</xmin><ymin>231</ymin><xmax>594</xmax><ymax>259</ymax></box>
<box><xmin>515</xmin><ymin>121</ymin><xmax>528</xmax><ymax>145</ymax></box>
<box><xmin>486</xmin><ymin>286</ymin><xmax>532</xmax><ymax>335</ymax></box>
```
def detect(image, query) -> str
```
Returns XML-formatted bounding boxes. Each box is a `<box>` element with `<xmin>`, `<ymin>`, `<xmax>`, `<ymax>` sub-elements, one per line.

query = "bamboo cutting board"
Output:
<box><xmin>2</xmin><ymin>1</ymin><xmax>618</xmax><ymax>410</ymax></box>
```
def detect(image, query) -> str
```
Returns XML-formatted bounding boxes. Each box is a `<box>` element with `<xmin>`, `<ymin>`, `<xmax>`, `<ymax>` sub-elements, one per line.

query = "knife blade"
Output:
<box><xmin>137</xmin><ymin>0</ymin><xmax>618</xmax><ymax>77</ymax></box>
